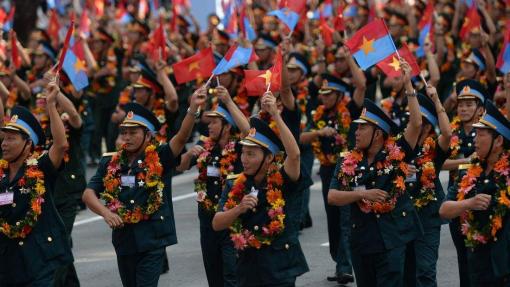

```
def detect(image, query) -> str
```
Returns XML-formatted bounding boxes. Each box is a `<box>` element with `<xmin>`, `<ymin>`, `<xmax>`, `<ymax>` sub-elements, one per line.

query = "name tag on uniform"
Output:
<box><xmin>353</xmin><ymin>185</ymin><xmax>366</xmax><ymax>191</ymax></box>
<box><xmin>121</xmin><ymin>176</ymin><xmax>136</xmax><ymax>188</ymax></box>
<box><xmin>406</xmin><ymin>173</ymin><xmax>417</xmax><ymax>182</ymax></box>
<box><xmin>0</xmin><ymin>192</ymin><xmax>14</xmax><ymax>206</ymax></box>
<box><xmin>207</xmin><ymin>166</ymin><xmax>220</xmax><ymax>177</ymax></box>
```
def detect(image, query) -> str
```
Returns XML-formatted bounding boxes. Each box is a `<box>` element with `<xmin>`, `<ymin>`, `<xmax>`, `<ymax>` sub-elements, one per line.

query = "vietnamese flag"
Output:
<box><xmin>334</xmin><ymin>4</ymin><xmax>345</xmax><ymax>31</ymax></box>
<box><xmin>244</xmin><ymin>49</ymin><xmax>282</xmax><ymax>96</ymax></box>
<box><xmin>48</xmin><ymin>9</ymin><xmax>60</xmax><ymax>47</ymax></box>
<box><xmin>376</xmin><ymin>44</ymin><xmax>420</xmax><ymax>78</ymax></box>
<box><xmin>79</xmin><ymin>9</ymin><xmax>91</xmax><ymax>38</ymax></box>
<box><xmin>94</xmin><ymin>0</ymin><xmax>105</xmax><ymax>17</ymax></box>
<box><xmin>320</xmin><ymin>17</ymin><xmax>335</xmax><ymax>46</ymax></box>
<box><xmin>212</xmin><ymin>44</ymin><xmax>258</xmax><ymax>75</ymax></box>
<box><xmin>10</xmin><ymin>31</ymin><xmax>20</xmax><ymax>68</ymax></box>
<box><xmin>459</xmin><ymin>4</ymin><xmax>481</xmax><ymax>40</ymax></box>
<box><xmin>172</xmin><ymin>47</ymin><xmax>215</xmax><ymax>84</ymax></box>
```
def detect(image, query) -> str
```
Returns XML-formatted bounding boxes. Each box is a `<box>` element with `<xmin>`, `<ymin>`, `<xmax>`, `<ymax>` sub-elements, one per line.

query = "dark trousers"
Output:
<box><xmin>1</xmin><ymin>269</ymin><xmax>55</xmax><ymax>287</ymax></box>
<box><xmin>450</xmin><ymin>220</ymin><xmax>471</xmax><ymax>287</ymax></box>
<box><xmin>54</xmin><ymin>201</ymin><xmax>80</xmax><ymax>287</ymax></box>
<box><xmin>300</xmin><ymin>147</ymin><xmax>314</xmax><ymax>224</ymax></box>
<box><xmin>200</xmin><ymin>219</ymin><xmax>237</xmax><ymax>287</ymax></box>
<box><xmin>352</xmin><ymin>245</ymin><xmax>407</xmax><ymax>287</ymax></box>
<box><xmin>319</xmin><ymin>165</ymin><xmax>352</xmax><ymax>275</ymax></box>
<box><xmin>405</xmin><ymin>226</ymin><xmax>441</xmax><ymax>287</ymax></box>
<box><xmin>117</xmin><ymin>248</ymin><xmax>166</xmax><ymax>287</ymax></box>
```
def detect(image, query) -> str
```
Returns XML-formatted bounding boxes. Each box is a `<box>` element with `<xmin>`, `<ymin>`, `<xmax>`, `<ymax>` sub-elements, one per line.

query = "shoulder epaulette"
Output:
<box><xmin>102</xmin><ymin>152</ymin><xmax>116</xmax><ymax>157</ymax></box>
<box><xmin>458</xmin><ymin>164</ymin><xmax>472</xmax><ymax>170</ymax></box>
<box><xmin>227</xmin><ymin>174</ymin><xmax>240</xmax><ymax>180</ymax></box>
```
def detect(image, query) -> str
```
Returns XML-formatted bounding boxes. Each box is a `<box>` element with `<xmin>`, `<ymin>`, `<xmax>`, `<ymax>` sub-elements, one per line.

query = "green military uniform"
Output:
<box><xmin>330</xmin><ymin>99</ymin><xmax>422</xmax><ymax>287</ymax></box>
<box><xmin>86</xmin><ymin>103</ymin><xmax>178</xmax><ymax>287</ymax></box>
<box><xmin>0</xmin><ymin>106</ymin><xmax>73</xmax><ymax>286</ymax></box>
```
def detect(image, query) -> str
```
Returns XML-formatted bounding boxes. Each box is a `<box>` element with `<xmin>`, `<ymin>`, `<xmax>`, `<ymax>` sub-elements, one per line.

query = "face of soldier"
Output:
<box><xmin>1</xmin><ymin>131</ymin><xmax>30</xmax><ymax>162</ymax></box>
<box><xmin>241</xmin><ymin>145</ymin><xmax>272</xmax><ymax>176</ymax></box>
<box><xmin>321</xmin><ymin>91</ymin><xmax>341</xmax><ymax>110</ymax></box>
<box><xmin>120</xmin><ymin>127</ymin><xmax>149</xmax><ymax>153</ymax></box>
<box><xmin>475</xmin><ymin>128</ymin><xmax>503</xmax><ymax>160</ymax></box>
<box><xmin>129</xmin><ymin>72</ymin><xmax>141</xmax><ymax>83</ymax></box>
<box><xmin>386</xmin><ymin>75</ymin><xmax>405</xmax><ymax>94</ymax></box>
<box><xmin>335</xmin><ymin>57</ymin><xmax>349</xmax><ymax>74</ymax></box>
<box><xmin>255</xmin><ymin>47</ymin><xmax>272</xmax><ymax>62</ymax></box>
<box><xmin>127</xmin><ymin>31</ymin><xmax>141</xmax><ymax>45</ymax></box>
<box><xmin>208</xmin><ymin>117</ymin><xmax>229</xmax><ymax>141</ymax></box>
<box><xmin>355</xmin><ymin>124</ymin><xmax>382</xmax><ymax>150</ymax></box>
<box><xmin>460</xmin><ymin>62</ymin><xmax>478</xmax><ymax>79</ymax></box>
<box><xmin>468</xmin><ymin>32</ymin><xmax>482</xmax><ymax>49</ymax></box>
<box><xmin>134</xmin><ymin>88</ymin><xmax>152</xmax><ymax>107</ymax></box>
<box><xmin>287</xmin><ymin>67</ymin><xmax>303</xmax><ymax>86</ymax></box>
<box><xmin>33</xmin><ymin>54</ymin><xmax>48</xmax><ymax>70</ymax></box>
<box><xmin>218</xmin><ymin>72</ymin><xmax>234</xmax><ymax>88</ymax></box>
<box><xmin>457</xmin><ymin>99</ymin><xmax>481</xmax><ymax>122</ymax></box>
<box><xmin>0</xmin><ymin>75</ymin><xmax>12</xmax><ymax>88</ymax></box>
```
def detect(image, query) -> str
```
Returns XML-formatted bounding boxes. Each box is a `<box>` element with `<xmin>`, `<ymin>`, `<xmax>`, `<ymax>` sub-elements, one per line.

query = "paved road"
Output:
<box><xmin>72</xmin><ymin>165</ymin><xmax>460</xmax><ymax>287</ymax></box>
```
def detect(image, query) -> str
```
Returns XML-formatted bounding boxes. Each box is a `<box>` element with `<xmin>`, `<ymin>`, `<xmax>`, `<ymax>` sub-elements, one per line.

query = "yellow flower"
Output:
<box><xmin>317</xmin><ymin>120</ymin><xmax>326</xmax><ymax>129</ymax></box>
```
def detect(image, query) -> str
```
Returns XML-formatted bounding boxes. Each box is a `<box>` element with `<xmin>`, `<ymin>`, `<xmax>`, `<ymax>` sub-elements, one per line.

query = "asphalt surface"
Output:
<box><xmin>72</xmin><ymin>164</ymin><xmax>460</xmax><ymax>287</ymax></box>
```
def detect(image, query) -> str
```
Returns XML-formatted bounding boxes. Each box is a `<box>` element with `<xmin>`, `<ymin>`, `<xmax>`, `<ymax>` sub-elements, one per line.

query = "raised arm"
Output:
<box><xmin>216</xmin><ymin>85</ymin><xmax>250</xmax><ymax>135</ymax></box>
<box><xmin>56</xmin><ymin>91</ymin><xmax>82</xmax><ymax>129</ymax></box>
<box><xmin>261</xmin><ymin>92</ymin><xmax>300</xmax><ymax>181</ymax></box>
<box><xmin>505</xmin><ymin>74</ymin><xmax>510</xmax><ymax>120</ymax></box>
<box><xmin>480</xmin><ymin>31</ymin><xmax>496</xmax><ymax>84</ymax></box>
<box><xmin>426</xmin><ymin>85</ymin><xmax>451</xmax><ymax>151</ymax></box>
<box><xmin>342</xmin><ymin>46</ymin><xmax>366</xmax><ymax>108</ymax></box>
<box><xmin>46</xmin><ymin>80</ymin><xmax>69</xmax><ymax>169</ymax></box>
<box><xmin>279</xmin><ymin>38</ymin><xmax>296</xmax><ymax>111</ymax></box>
<box><xmin>169</xmin><ymin>86</ymin><xmax>206</xmax><ymax>156</ymax></box>
<box><xmin>155</xmin><ymin>58</ymin><xmax>178</xmax><ymax>113</ymax></box>
<box><xmin>402</xmin><ymin>60</ymin><xmax>423</xmax><ymax>149</ymax></box>
<box><xmin>425</xmin><ymin>41</ymin><xmax>440</xmax><ymax>87</ymax></box>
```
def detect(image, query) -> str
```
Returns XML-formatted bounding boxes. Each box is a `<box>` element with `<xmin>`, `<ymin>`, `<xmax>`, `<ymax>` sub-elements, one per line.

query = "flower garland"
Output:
<box><xmin>101</xmin><ymin>144</ymin><xmax>164</xmax><ymax>224</ymax></box>
<box><xmin>294</xmin><ymin>80</ymin><xmax>309</xmax><ymax>131</ymax></box>
<box><xmin>337</xmin><ymin>136</ymin><xmax>409</xmax><ymax>213</ymax></box>
<box><xmin>223</xmin><ymin>161</ymin><xmax>285</xmax><ymax>250</ymax></box>
<box><xmin>412</xmin><ymin>137</ymin><xmax>438</xmax><ymax>209</ymax></box>
<box><xmin>195</xmin><ymin>137</ymin><xmax>238</xmax><ymax>213</ymax></box>
<box><xmin>457</xmin><ymin>152</ymin><xmax>510</xmax><ymax>248</ymax></box>
<box><xmin>0</xmin><ymin>153</ymin><xmax>46</xmax><ymax>239</ymax></box>
<box><xmin>449</xmin><ymin>116</ymin><xmax>462</xmax><ymax>158</ymax></box>
<box><xmin>311</xmin><ymin>98</ymin><xmax>351</xmax><ymax>166</ymax></box>
<box><xmin>152</xmin><ymin>98</ymin><xmax>170</xmax><ymax>144</ymax></box>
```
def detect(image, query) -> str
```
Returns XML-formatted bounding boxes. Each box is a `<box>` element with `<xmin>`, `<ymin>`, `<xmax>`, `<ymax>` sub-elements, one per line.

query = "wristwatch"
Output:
<box><xmin>405</xmin><ymin>89</ymin><xmax>417</xmax><ymax>97</ymax></box>
<box><xmin>187</xmin><ymin>107</ymin><xmax>200</xmax><ymax>119</ymax></box>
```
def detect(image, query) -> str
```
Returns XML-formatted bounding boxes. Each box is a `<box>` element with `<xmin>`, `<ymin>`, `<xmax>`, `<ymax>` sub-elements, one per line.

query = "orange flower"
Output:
<box><xmin>499</xmin><ymin>189</ymin><xmax>510</xmax><ymax>207</ymax></box>
<box><xmin>395</xmin><ymin>176</ymin><xmax>405</xmax><ymax>190</ymax></box>
<box><xmin>266</xmin><ymin>189</ymin><xmax>283</xmax><ymax>204</ymax></box>
<box><xmin>491</xmin><ymin>216</ymin><xmax>502</xmax><ymax>237</ymax></box>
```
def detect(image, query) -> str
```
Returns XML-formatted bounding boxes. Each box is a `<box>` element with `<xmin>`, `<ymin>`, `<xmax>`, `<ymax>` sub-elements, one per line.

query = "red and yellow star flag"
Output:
<box><xmin>47</xmin><ymin>9</ymin><xmax>60</xmax><ymax>48</ymax></box>
<box><xmin>244</xmin><ymin>49</ymin><xmax>283</xmax><ymax>96</ymax></box>
<box><xmin>10</xmin><ymin>31</ymin><xmax>21</xmax><ymax>68</ymax></box>
<box><xmin>376</xmin><ymin>44</ymin><xmax>420</xmax><ymax>78</ymax></box>
<box><xmin>172</xmin><ymin>47</ymin><xmax>215</xmax><ymax>84</ymax></box>
<box><xmin>459</xmin><ymin>4</ymin><xmax>481</xmax><ymax>40</ymax></box>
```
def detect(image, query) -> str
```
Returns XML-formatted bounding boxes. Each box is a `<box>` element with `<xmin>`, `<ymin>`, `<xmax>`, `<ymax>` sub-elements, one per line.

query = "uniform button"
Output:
<box><xmin>18</xmin><ymin>241</ymin><xmax>23</xmax><ymax>246</ymax></box>
<box><xmin>11</xmin><ymin>203</ymin><xmax>16</xmax><ymax>207</ymax></box>
<box><xmin>330</xmin><ymin>143</ymin><xmax>335</xmax><ymax>147</ymax></box>
<box><xmin>130</xmin><ymin>200</ymin><xmax>135</xmax><ymax>204</ymax></box>
<box><xmin>215</xmin><ymin>156</ymin><xmax>219</xmax><ymax>161</ymax></box>
<box><xmin>352</xmin><ymin>224</ymin><xmax>356</xmax><ymax>228</ymax></box>
<box><xmin>328</xmin><ymin>120</ymin><xmax>333</xmax><ymax>125</ymax></box>
<box><xmin>371</xmin><ymin>182</ymin><xmax>375</xmax><ymax>186</ymax></box>
<box><xmin>47</xmin><ymin>237</ymin><xmax>53</xmax><ymax>242</ymax></box>
<box><xmin>214</xmin><ymin>195</ymin><xmax>219</xmax><ymax>199</ymax></box>
<box><xmin>409</xmin><ymin>183</ymin><xmax>414</xmax><ymax>187</ymax></box>
<box><xmin>160</xmin><ymin>216</ymin><xmax>164</xmax><ymax>220</ymax></box>
<box><xmin>71</xmin><ymin>174</ymin><xmax>76</xmax><ymax>179</ymax></box>
<box><xmin>471</xmin><ymin>133</ymin><xmax>476</xmax><ymax>137</ymax></box>
<box><xmin>214</xmin><ymin>181</ymin><xmax>219</xmax><ymax>185</ymax></box>
<box><xmin>484</xmin><ymin>179</ymin><xmax>489</xmax><ymax>184</ymax></box>
<box><xmin>369</xmin><ymin>167</ymin><xmax>374</xmax><ymax>171</ymax></box>
<box><xmin>376</xmin><ymin>214</ymin><xmax>380</xmax><ymax>218</ymax></box>
<box><xmin>402</xmin><ymin>212</ymin><xmax>407</xmax><ymax>217</ymax></box>
<box><xmin>254</xmin><ymin>225</ymin><xmax>259</xmax><ymax>231</ymax></box>
<box><xmin>285</xmin><ymin>244</ymin><xmax>290</xmax><ymax>250</ymax></box>
<box><xmin>15</xmin><ymin>221</ymin><xmax>20</xmax><ymax>226</ymax></box>
<box><xmin>468</xmin><ymin>143</ymin><xmax>472</xmax><ymax>147</ymax></box>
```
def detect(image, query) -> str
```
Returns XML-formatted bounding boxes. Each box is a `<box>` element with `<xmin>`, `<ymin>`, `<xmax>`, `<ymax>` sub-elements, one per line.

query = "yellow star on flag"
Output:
<box><xmin>74</xmin><ymin>59</ymin><xmax>86</xmax><ymax>73</ymax></box>
<box><xmin>258</xmin><ymin>70</ymin><xmax>272</xmax><ymax>86</ymax></box>
<box><xmin>360</xmin><ymin>36</ymin><xmax>375</xmax><ymax>55</ymax></box>
<box><xmin>388</xmin><ymin>56</ymin><xmax>400</xmax><ymax>71</ymax></box>
<box><xmin>188</xmin><ymin>61</ymin><xmax>199</xmax><ymax>71</ymax></box>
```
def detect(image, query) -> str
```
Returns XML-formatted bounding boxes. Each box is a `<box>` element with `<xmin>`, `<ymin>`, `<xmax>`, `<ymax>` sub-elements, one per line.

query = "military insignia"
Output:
<box><xmin>360</xmin><ymin>108</ymin><xmax>367</xmax><ymax>117</ymax></box>
<box><xmin>248</xmin><ymin>128</ymin><xmax>257</xmax><ymax>137</ymax></box>
<box><xmin>463</xmin><ymin>86</ymin><xmax>471</xmax><ymax>94</ymax></box>
<box><xmin>322</xmin><ymin>79</ymin><xmax>329</xmax><ymax>89</ymax></box>
<box><xmin>10</xmin><ymin>115</ymin><xmax>18</xmax><ymax>123</ymax></box>
<box><xmin>127</xmin><ymin>111</ymin><xmax>134</xmax><ymax>119</ymax></box>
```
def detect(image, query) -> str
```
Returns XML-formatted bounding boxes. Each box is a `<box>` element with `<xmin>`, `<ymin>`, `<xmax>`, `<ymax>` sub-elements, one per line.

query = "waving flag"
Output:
<box><xmin>10</xmin><ymin>31</ymin><xmax>21</xmax><ymax>68</ymax></box>
<box><xmin>244</xmin><ymin>49</ymin><xmax>283</xmax><ymax>96</ymax></box>
<box><xmin>334</xmin><ymin>4</ymin><xmax>345</xmax><ymax>31</ymax></box>
<box><xmin>172</xmin><ymin>47</ymin><xmax>216</xmax><ymax>84</ymax></box>
<box><xmin>138</xmin><ymin>0</ymin><xmax>149</xmax><ymax>20</ymax></box>
<box><xmin>116</xmin><ymin>3</ymin><xmax>132</xmax><ymax>24</ymax></box>
<box><xmin>268</xmin><ymin>0</ymin><xmax>305</xmax><ymax>32</ymax></box>
<box><xmin>377</xmin><ymin>44</ymin><xmax>420</xmax><ymax>78</ymax></box>
<box><xmin>147</xmin><ymin>16</ymin><xmax>167</xmax><ymax>61</ymax></box>
<box><xmin>2</xmin><ymin>6</ymin><xmax>14</xmax><ymax>32</ymax></box>
<box><xmin>94</xmin><ymin>0</ymin><xmax>105</xmax><ymax>17</ymax></box>
<box><xmin>213</xmin><ymin>44</ymin><xmax>258</xmax><ymax>75</ymax></box>
<box><xmin>496</xmin><ymin>21</ymin><xmax>510</xmax><ymax>74</ymax></box>
<box><xmin>240</xmin><ymin>8</ymin><xmax>256</xmax><ymax>41</ymax></box>
<box><xmin>48</xmin><ymin>9</ymin><xmax>60</xmax><ymax>47</ymax></box>
<box><xmin>79</xmin><ymin>10</ymin><xmax>91</xmax><ymax>38</ymax></box>
<box><xmin>459</xmin><ymin>4</ymin><xmax>481</xmax><ymax>40</ymax></box>
<box><xmin>63</xmin><ymin>37</ymin><xmax>89</xmax><ymax>91</ymax></box>
<box><xmin>320</xmin><ymin>18</ymin><xmax>335</xmax><ymax>46</ymax></box>
<box><xmin>345</xmin><ymin>19</ymin><xmax>396</xmax><ymax>70</ymax></box>
<box><xmin>416</xmin><ymin>2</ymin><xmax>434</xmax><ymax>57</ymax></box>
<box><xmin>222</xmin><ymin>1</ymin><xmax>238</xmax><ymax>38</ymax></box>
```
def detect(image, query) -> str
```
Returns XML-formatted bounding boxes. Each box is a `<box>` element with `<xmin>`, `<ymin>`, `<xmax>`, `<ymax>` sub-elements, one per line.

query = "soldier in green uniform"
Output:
<box><xmin>0</xmin><ymin>82</ymin><xmax>72</xmax><ymax>286</ymax></box>
<box><xmin>177</xmin><ymin>86</ymin><xmax>249</xmax><ymax>287</ymax></box>
<box><xmin>440</xmin><ymin>100</ymin><xmax>510</xmax><ymax>286</ymax></box>
<box><xmin>404</xmin><ymin>88</ymin><xmax>452</xmax><ymax>287</ymax></box>
<box><xmin>213</xmin><ymin>92</ymin><xmax>309</xmax><ymax>287</ymax></box>
<box><xmin>328</xmin><ymin>60</ymin><xmax>423</xmax><ymax>287</ymax></box>
<box><xmin>81</xmin><ymin>89</ymin><xmax>206</xmax><ymax>287</ymax></box>
<box><xmin>441</xmin><ymin>79</ymin><xmax>487</xmax><ymax>287</ymax></box>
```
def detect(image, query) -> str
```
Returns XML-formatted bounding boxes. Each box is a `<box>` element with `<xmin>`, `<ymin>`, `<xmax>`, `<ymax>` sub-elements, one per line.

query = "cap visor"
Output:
<box><xmin>472</xmin><ymin>122</ymin><xmax>491</xmax><ymax>129</ymax></box>
<box><xmin>239</xmin><ymin>139</ymin><xmax>261</xmax><ymax>147</ymax></box>
<box><xmin>204</xmin><ymin>111</ymin><xmax>224</xmax><ymax>118</ymax></box>
<box><xmin>353</xmin><ymin>118</ymin><xmax>369</xmax><ymax>124</ymax></box>
<box><xmin>319</xmin><ymin>89</ymin><xmax>333</xmax><ymax>94</ymax></box>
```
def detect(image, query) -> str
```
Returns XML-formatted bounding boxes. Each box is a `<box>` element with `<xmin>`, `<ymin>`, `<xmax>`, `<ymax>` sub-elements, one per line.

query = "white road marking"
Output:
<box><xmin>321</xmin><ymin>242</ymin><xmax>329</xmax><ymax>247</ymax></box>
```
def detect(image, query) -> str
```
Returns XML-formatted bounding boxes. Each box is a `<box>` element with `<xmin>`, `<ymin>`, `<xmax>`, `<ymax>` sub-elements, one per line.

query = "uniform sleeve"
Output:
<box><xmin>281</xmin><ymin>167</ymin><xmax>303</xmax><ymax>192</ymax></box>
<box><xmin>86</xmin><ymin>157</ymin><xmax>110</xmax><ymax>196</ymax></box>
<box><xmin>397</xmin><ymin>136</ymin><xmax>416</xmax><ymax>163</ymax></box>
<box><xmin>218</xmin><ymin>181</ymin><xmax>233</xmax><ymax>211</ymax></box>
<box><xmin>281</xmin><ymin>105</ymin><xmax>301</xmax><ymax>141</ymax></box>
<box><xmin>347</xmin><ymin>99</ymin><xmax>362</xmax><ymax>119</ymax></box>
<box><xmin>158</xmin><ymin>143</ymin><xmax>177</xmax><ymax>172</ymax></box>
<box><xmin>434</xmin><ymin>139</ymin><xmax>451</xmax><ymax>170</ymax></box>
<box><xmin>38</xmin><ymin>152</ymin><xmax>58</xmax><ymax>179</ymax></box>
<box><xmin>329</xmin><ymin>159</ymin><xmax>343</xmax><ymax>190</ymax></box>
<box><xmin>446</xmin><ymin>184</ymin><xmax>459</xmax><ymax>201</ymax></box>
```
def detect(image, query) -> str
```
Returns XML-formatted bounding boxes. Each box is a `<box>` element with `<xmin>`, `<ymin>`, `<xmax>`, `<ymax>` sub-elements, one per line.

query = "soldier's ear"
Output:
<box><xmin>495</xmin><ymin>134</ymin><xmax>504</xmax><ymax>148</ymax></box>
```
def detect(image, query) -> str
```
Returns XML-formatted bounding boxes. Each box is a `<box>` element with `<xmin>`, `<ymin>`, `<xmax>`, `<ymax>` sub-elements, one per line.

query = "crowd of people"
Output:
<box><xmin>1</xmin><ymin>0</ymin><xmax>510</xmax><ymax>286</ymax></box>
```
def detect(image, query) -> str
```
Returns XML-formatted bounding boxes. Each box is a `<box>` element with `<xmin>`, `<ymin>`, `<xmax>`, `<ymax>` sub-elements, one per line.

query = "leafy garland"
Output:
<box><xmin>412</xmin><ymin>137</ymin><xmax>439</xmax><ymax>209</ymax></box>
<box><xmin>337</xmin><ymin>136</ymin><xmax>409</xmax><ymax>213</ymax></box>
<box><xmin>223</xmin><ymin>160</ymin><xmax>285</xmax><ymax>250</ymax></box>
<box><xmin>449</xmin><ymin>116</ymin><xmax>462</xmax><ymax>158</ymax></box>
<box><xmin>153</xmin><ymin>98</ymin><xmax>170</xmax><ymax>144</ymax></box>
<box><xmin>101</xmin><ymin>144</ymin><xmax>164</xmax><ymax>224</ymax></box>
<box><xmin>195</xmin><ymin>137</ymin><xmax>238</xmax><ymax>213</ymax></box>
<box><xmin>311</xmin><ymin>97</ymin><xmax>351</xmax><ymax>166</ymax></box>
<box><xmin>457</xmin><ymin>152</ymin><xmax>510</xmax><ymax>248</ymax></box>
<box><xmin>0</xmin><ymin>153</ymin><xmax>46</xmax><ymax>239</ymax></box>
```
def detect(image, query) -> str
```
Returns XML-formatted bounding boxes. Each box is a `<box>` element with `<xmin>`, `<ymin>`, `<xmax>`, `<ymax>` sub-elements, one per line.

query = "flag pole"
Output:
<box><xmin>266</xmin><ymin>81</ymin><xmax>272</xmax><ymax>93</ymax></box>
<box><xmin>419</xmin><ymin>73</ymin><xmax>429</xmax><ymax>87</ymax></box>
<box><xmin>216</xmin><ymin>76</ymin><xmax>220</xmax><ymax>87</ymax></box>
<box><xmin>382</xmin><ymin>18</ymin><xmax>400</xmax><ymax>58</ymax></box>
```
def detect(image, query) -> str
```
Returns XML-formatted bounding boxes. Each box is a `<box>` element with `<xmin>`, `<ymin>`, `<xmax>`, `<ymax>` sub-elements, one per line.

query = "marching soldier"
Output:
<box><xmin>440</xmin><ymin>100</ymin><xmax>510</xmax><ymax>286</ymax></box>
<box><xmin>404</xmin><ymin>88</ymin><xmax>452</xmax><ymax>287</ymax></box>
<box><xmin>0</xmin><ymin>81</ymin><xmax>72</xmax><ymax>286</ymax></box>
<box><xmin>177</xmin><ymin>86</ymin><xmax>249</xmax><ymax>287</ymax></box>
<box><xmin>213</xmin><ymin>92</ymin><xmax>309</xmax><ymax>287</ymax></box>
<box><xmin>328</xmin><ymin>60</ymin><xmax>423</xmax><ymax>286</ymax></box>
<box><xmin>82</xmin><ymin>88</ymin><xmax>206</xmax><ymax>287</ymax></box>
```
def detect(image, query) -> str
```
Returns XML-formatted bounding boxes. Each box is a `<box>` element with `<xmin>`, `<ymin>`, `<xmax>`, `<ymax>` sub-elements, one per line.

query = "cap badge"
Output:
<box><xmin>248</xmin><ymin>128</ymin><xmax>257</xmax><ymax>137</ymax></box>
<box><xmin>10</xmin><ymin>115</ymin><xmax>18</xmax><ymax>123</ymax></box>
<box><xmin>127</xmin><ymin>111</ymin><xmax>134</xmax><ymax>120</ymax></box>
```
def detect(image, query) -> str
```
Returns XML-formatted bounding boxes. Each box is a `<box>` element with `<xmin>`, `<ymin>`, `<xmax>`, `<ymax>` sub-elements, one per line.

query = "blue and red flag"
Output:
<box><xmin>416</xmin><ymin>2</ymin><xmax>434</xmax><ymax>57</ymax></box>
<box><xmin>2</xmin><ymin>6</ymin><xmax>15</xmax><ymax>32</ymax></box>
<box><xmin>345</xmin><ymin>19</ymin><xmax>396</xmax><ymax>70</ymax></box>
<box><xmin>213</xmin><ymin>44</ymin><xmax>258</xmax><ymax>75</ymax></box>
<box><xmin>63</xmin><ymin>36</ymin><xmax>89</xmax><ymax>91</ymax></box>
<box><xmin>268</xmin><ymin>0</ymin><xmax>306</xmax><ymax>32</ymax></box>
<box><xmin>239</xmin><ymin>5</ymin><xmax>256</xmax><ymax>41</ymax></box>
<box><xmin>222</xmin><ymin>1</ymin><xmax>238</xmax><ymax>39</ymax></box>
<box><xmin>116</xmin><ymin>3</ymin><xmax>132</xmax><ymax>24</ymax></box>
<box><xmin>496</xmin><ymin>21</ymin><xmax>510</xmax><ymax>74</ymax></box>
<box><xmin>79</xmin><ymin>9</ymin><xmax>91</xmax><ymax>38</ymax></box>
